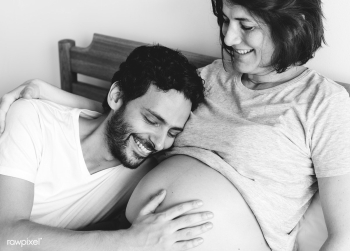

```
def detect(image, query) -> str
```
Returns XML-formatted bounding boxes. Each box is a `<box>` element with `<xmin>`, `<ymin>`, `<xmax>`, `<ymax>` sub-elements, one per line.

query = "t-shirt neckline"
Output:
<box><xmin>234</xmin><ymin>68</ymin><xmax>312</xmax><ymax>94</ymax></box>
<box><xmin>72</xmin><ymin>109</ymin><xmax>113</xmax><ymax>178</ymax></box>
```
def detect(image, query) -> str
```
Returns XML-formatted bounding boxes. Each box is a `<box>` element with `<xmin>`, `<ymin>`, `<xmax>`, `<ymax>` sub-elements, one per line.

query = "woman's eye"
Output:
<box><xmin>241</xmin><ymin>25</ymin><xmax>254</xmax><ymax>31</ymax></box>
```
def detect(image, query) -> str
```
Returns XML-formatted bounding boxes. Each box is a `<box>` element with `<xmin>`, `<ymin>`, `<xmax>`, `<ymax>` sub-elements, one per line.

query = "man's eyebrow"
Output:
<box><xmin>145</xmin><ymin>108</ymin><xmax>184</xmax><ymax>132</ymax></box>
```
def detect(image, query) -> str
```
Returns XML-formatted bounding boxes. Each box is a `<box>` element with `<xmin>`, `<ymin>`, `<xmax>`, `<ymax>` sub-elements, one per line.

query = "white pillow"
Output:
<box><xmin>295</xmin><ymin>191</ymin><xmax>328</xmax><ymax>251</ymax></box>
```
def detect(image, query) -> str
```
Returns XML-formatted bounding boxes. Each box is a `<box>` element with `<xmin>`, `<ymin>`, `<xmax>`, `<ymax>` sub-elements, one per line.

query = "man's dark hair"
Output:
<box><xmin>102</xmin><ymin>44</ymin><xmax>205</xmax><ymax>113</ymax></box>
<box><xmin>211</xmin><ymin>0</ymin><xmax>326</xmax><ymax>73</ymax></box>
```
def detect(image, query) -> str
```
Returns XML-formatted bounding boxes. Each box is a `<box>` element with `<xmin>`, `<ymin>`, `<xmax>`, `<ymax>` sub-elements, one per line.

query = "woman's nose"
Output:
<box><xmin>223</xmin><ymin>23</ymin><xmax>242</xmax><ymax>46</ymax></box>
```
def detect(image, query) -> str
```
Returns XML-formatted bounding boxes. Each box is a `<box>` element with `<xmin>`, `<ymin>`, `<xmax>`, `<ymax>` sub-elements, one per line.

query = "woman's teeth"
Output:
<box><xmin>234</xmin><ymin>49</ymin><xmax>253</xmax><ymax>55</ymax></box>
<box><xmin>135</xmin><ymin>138</ymin><xmax>152</xmax><ymax>155</ymax></box>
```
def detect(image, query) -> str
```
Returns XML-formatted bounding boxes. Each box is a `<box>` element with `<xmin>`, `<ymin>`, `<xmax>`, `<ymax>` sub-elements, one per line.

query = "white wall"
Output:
<box><xmin>0</xmin><ymin>0</ymin><xmax>349</xmax><ymax>97</ymax></box>
<box><xmin>305</xmin><ymin>0</ymin><xmax>350</xmax><ymax>84</ymax></box>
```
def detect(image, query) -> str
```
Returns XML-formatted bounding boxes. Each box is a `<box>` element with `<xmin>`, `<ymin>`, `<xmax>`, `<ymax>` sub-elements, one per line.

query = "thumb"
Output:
<box><xmin>138</xmin><ymin>190</ymin><xmax>166</xmax><ymax>216</ymax></box>
<box><xmin>20</xmin><ymin>84</ymin><xmax>40</xmax><ymax>99</ymax></box>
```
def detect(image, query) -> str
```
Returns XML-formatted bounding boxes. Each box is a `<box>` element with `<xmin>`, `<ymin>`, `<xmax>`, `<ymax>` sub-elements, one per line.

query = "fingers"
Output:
<box><xmin>159</xmin><ymin>200</ymin><xmax>204</xmax><ymax>221</ymax></box>
<box><xmin>0</xmin><ymin>95</ymin><xmax>14</xmax><ymax>135</ymax></box>
<box><xmin>0</xmin><ymin>82</ymin><xmax>32</xmax><ymax>135</ymax></box>
<box><xmin>20</xmin><ymin>87</ymin><xmax>34</xmax><ymax>99</ymax></box>
<box><xmin>138</xmin><ymin>190</ymin><xmax>167</xmax><ymax>216</ymax></box>
<box><xmin>130</xmin><ymin>192</ymin><xmax>214</xmax><ymax>251</ymax></box>
<box><xmin>176</xmin><ymin>221</ymin><xmax>213</xmax><ymax>240</ymax></box>
<box><xmin>171</xmin><ymin>222</ymin><xmax>213</xmax><ymax>250</ymax></box>
<box><xmin>0</xmin><ymin>107</ymin><xmax>5</xmax><ymax>135</ymax></box>
<box><xmin>173</xmin><ymin>211</ymin><xmax>214</xmax><ymax>230</ymax></box>
<box><xmin>172</xmin><ymin>237</ymin><xmax>204</xmax><ymax>251</ymax></box>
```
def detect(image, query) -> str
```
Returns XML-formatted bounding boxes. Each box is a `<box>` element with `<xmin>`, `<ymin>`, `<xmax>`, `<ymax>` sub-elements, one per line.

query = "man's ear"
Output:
<box><xmin>107</xmin><ymin>82</ymin><xmax>123</xmax><ymax>111</ymax></box>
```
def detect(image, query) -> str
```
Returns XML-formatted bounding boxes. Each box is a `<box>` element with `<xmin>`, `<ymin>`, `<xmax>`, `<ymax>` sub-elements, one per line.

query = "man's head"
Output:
<box><xmin>102</xmin><ymin>45</ymin><xmax>205</xmax><ymax>169</ymax></box>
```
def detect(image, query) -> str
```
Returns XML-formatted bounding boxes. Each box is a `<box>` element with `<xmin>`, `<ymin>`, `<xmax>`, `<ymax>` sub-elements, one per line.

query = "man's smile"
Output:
<box><xmin>132</xmin><ymin>135</ymin><xmax>153</xmax><ymax>157</ymax></box>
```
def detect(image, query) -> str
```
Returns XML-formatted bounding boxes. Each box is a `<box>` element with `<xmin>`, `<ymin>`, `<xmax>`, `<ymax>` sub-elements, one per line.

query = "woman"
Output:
<box><xmin>1</xmin><ymin>0</ymin><xmax>349</xmax><ymax>250</ymax></box>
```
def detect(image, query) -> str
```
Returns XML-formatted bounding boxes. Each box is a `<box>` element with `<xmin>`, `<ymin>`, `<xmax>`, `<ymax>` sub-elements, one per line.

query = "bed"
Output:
<box><xmin>58</xmin><ymin>33</ymin><xmax>217</xmax><ymax>102</ymax></box>
<box><xmin>58</xmin><ymin>33</ymin><xmax>350</xmax><ymax>101</ymax></box>
<box><xmin>57</xmin><ymin>33</ymin><xmax>349</xmax><ymax>251</ymax></box>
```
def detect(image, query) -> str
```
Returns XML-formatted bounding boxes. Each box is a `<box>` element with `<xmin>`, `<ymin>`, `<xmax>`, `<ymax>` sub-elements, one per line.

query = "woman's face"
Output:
<box><xmin>222</xmin><ymin>3</ymin><xmax>275</xmax><ymax>75</ymax></box>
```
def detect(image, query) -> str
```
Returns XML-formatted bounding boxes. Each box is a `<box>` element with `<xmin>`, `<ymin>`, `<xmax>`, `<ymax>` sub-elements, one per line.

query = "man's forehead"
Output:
<box><xmin>136</xmin><ymin>85</ymin><xmax>187</xmax><ymax>107</ymax></box>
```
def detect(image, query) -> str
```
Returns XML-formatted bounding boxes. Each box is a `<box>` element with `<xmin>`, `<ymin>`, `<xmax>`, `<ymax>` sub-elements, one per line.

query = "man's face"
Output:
<box><xmin>106</xmin><ymin>84</ymin><xmax>192</xmax><ymax>169</ymax></box>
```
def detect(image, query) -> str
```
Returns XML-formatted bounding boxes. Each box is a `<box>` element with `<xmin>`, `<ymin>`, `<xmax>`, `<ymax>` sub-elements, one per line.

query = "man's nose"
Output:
<box><xmin>150</xmin><ymin>132</ymin><xmax>167</xmax><ymax>151</ymax></box>
<box><xmin>223</xmin><ymin>23</ymin><xmax>242</xmax><ymax>46</ymax></box>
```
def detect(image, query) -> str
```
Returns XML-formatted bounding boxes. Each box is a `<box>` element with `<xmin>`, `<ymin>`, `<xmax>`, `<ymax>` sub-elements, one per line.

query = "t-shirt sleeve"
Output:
<box><xmin>310</xmin><ymin>90</ymin><xmax>350</xmax><ymax>177</ymax></box>
<box><xmin>0</xmin><ymin>99</ymin><xmax>42</xmax><ymax>182</ymax></box>
<box><xmin>197</xmin><ymin>59</ymin><xmax>222</xmax><ymax>90</ymax></box>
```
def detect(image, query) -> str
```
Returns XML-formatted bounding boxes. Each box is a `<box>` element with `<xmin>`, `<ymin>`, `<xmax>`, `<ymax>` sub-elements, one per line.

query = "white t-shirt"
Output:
<box><xmin>159</xmin><ymin>60</ymin><xmax>350</xmax><ymax>251</ymax></box>
<box><xmin>0</xmin><ymin>99</ymin><xmax>151</xmax><ymax>229</ymax></box>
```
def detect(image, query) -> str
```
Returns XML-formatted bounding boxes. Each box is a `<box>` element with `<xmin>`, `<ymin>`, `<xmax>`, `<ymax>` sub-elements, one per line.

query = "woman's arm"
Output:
<box><xmin>318</xmin><ymin>172</ymin><xmax>350</xmax><ymax>251</ymax></box>
<box><xmin>0</xmin><ymin>79</ymin><xmax>102</xmax><ymax>134</ymax></box>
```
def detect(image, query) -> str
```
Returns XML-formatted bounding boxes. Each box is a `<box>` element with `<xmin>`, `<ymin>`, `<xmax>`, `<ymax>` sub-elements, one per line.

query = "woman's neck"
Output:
<box><xmin>242</xmin><ymin>66</ymin><xmax>307</xmax><ymax>90</ymax></box>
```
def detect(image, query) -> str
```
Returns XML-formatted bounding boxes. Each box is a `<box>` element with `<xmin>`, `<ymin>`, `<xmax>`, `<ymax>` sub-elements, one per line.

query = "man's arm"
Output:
<box><xmin>0</xmin><ymin>79</ymin><xmax>102</xmax><ymax>134</ymax></box>
<box><xmin>319</xmin><ymin>172</ymin><xmax>350</xmax><ymax>251</ymax></box>
<box><xmin>0</xmin><ymin>175</ymin><xmax>213</xmax><ymax>251</ymax></box>
<box><xmin>0</xmin><ymin>175</ymin><xmax>106</xmax><ymax>251</ymax></box>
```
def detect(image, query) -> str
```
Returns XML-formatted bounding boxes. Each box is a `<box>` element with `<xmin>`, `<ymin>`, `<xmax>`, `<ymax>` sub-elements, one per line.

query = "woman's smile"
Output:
<box><xmin>222</xmin><ymin>4</ymin><xmax>274</xmax><ymax>76</ymax></box>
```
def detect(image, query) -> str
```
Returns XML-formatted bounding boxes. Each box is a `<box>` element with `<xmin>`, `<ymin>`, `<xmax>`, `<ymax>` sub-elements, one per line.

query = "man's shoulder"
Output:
<box><xmin>9</xmin><ymin>99</ymin><xmax>74</xmax><ymax>121</ymax></box>
<box><xmin>7</xmin><ymin>99</ymin><xmax>40</xmax><ymax>123</ymax></box>
<box><xmin>6</xmin><ymin>100</ymin><xmax>77</xmax><ymax>138</ymax></box>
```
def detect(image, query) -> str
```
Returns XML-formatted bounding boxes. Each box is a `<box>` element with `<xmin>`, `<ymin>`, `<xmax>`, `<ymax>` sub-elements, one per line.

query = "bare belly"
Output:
<box><xmin>126</xmin><ymin>155</ymin><xmax>271</xmax><ymax>251</ymax></box>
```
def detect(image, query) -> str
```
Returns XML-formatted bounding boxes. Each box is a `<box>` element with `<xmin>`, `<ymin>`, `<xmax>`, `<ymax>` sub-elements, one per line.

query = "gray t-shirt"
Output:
<box><xmin>160</xmin><ymin>60</ymin><xmax>350</xmax><ymax>251</ymax></box>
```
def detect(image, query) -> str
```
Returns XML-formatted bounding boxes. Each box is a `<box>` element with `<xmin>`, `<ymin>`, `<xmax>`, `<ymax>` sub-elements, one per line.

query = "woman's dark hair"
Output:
<box><xmin>211</xmin><ymin>0</ymin><xmax>326</xmax><ymax>73</ymax></box>
<box><xmin>102</xmin><ymin>44</ymin><xmax>205</xmax><ymax>113</ymax></box>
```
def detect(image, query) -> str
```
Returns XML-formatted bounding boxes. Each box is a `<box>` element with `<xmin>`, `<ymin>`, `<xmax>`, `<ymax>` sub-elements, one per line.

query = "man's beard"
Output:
<box><xmin>105</xmin><ymin>106</ymin><xmax>153</xmax><ymax>169</ymax></box>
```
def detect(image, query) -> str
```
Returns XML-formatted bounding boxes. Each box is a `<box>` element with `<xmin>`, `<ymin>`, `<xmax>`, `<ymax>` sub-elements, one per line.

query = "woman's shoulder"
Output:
<box><xmin>198</xmin><ymin>59</ymin><xmax>240</xmax><ymax>76</ymax></box>
<box><xmin>302</xmin><ymin>69</ymin><xmax>347</xmax><ymax>96</ymax></box>
<box><xmin>288</xmin><ymin>69</ymin><xmax>349</xmax><ymax>105</ymax></box>
<box><xmin>289</xmin><ymin>69</ymin><xmax>350</xmax><ymax>125</ymax></box>
<box><xmin>198</xmin><ymin>59</ymin><xmax>223</xmax><ymax>78</ymax></box>
<box><xmin>198</xmin><ymin>59</ymin><xmax>240</xmax><ymax>89</ymax></box>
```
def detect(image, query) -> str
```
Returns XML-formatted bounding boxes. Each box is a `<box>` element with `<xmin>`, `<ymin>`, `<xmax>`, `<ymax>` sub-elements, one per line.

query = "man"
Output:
<box><xmin>0</xmin><ymin>45</ymin><xmax>213</xmax><ymax>250</ymax></box>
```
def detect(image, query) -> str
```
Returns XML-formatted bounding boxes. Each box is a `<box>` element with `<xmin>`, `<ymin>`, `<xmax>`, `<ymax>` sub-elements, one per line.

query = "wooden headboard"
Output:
<box><xmin>58</xmin><ymin>33</ymin><xmax>349</xmax><ymax>101</ymax></box>
<box><xmin>58</xmin><ymin>33</ymin><xmax>217</xmax><ymax>103</ymax></box>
